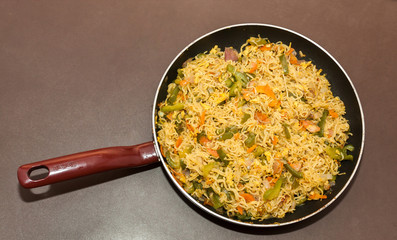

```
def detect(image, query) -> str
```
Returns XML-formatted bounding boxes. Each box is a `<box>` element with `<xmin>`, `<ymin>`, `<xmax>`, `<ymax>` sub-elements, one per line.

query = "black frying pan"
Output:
<box><xmin>17</xmin><ymin>23</ymin><xmax>365</xmax><ymax>227</ymax></box>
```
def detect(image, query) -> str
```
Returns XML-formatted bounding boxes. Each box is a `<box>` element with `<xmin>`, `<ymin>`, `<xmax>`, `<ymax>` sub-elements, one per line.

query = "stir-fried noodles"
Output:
<box><xmin>156</xmin><ymin>37</ymin><xmax>354</xmax><ymax>221</ymax></box>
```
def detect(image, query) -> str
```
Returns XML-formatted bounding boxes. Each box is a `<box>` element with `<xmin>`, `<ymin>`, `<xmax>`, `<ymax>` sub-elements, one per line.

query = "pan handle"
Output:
<box><xmin>17</xmin><ymin>141</ymin><xmax>159</xmax><ymax>188</ymax></box>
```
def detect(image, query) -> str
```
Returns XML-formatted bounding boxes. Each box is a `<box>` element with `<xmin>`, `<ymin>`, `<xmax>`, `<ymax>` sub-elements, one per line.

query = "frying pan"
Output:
<box><xmin>17</xmin><ymin>23</ymin><xmax>365</xmax><ymax>227</ymax></box>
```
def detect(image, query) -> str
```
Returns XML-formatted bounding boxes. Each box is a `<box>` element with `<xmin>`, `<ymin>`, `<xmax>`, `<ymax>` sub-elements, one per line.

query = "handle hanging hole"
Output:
<box><xmin>28</xmin><ymin>166</ymin><xmax>49</xmax><ymax>180</ymax></box>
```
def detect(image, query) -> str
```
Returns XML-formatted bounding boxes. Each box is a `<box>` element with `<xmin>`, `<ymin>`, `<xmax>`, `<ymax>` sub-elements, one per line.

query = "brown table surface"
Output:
<box><xmin>1</xmin><ymin>1</ymin><xmax>396</xmax><ymax>239</ymax></box>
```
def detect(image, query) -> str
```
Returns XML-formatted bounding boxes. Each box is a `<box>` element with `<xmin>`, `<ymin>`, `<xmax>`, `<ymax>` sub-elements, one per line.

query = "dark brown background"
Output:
<box><xmin>1</xmin><ymin>0</ymin><xmax>396</xmax><ymax>239</ymax></box>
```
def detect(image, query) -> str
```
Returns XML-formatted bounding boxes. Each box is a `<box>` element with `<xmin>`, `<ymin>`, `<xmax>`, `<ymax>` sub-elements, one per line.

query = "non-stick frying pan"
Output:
<box><xmin>17</xmin><ymin>23</ymin><xmax>365</xmax><ymax>227</ymax></box>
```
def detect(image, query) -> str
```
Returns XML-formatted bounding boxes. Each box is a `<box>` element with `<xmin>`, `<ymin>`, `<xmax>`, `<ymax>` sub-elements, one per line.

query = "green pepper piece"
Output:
<box><xmin>248</xmin><ymin>37</ymin><xmax>269</xmax><ymax>46</ymax></box>
<box><xmin>167</xmin><ymin>85</ymin><xmax>180</xmax><ymax>105</ymax></box>
<box><xmin>211</xmin><ymin>193</ymin><xmax>223</xmax><ymax>209</ymax></box>
<box><xmin>263</xmin><ymin>177</ymin><xmax>284</xmax><ymax>200</ymax></box>
<box><xmin>184</xmin><ymin>182</ymin><xmax>195</xmax><ymax>194</ymax></box>
<box><xmin>241</xmin><ymin>113</ymin><xmax>251</xmax><ymax>124</ymax></box>
<box><xmin>244</xmin><ymin>132</ymin><xmax>256</xmax><ymax>148</ymax></box>
<box><xmin>165</xmin><ymin>151</ymin><xmax>180</xmax><ymax>169</ymax></box>
<box><xmin>279</xmin><ymin>54</ymin><xmax>289</xmax><ymax>75</ymax></box>
<box><xmin>325</xmin><ymin>146</ymin><xmax>342</xmax><ymax>160</ymax></box>
<box><xmin>202</xmin><ymin>162</ymin><xmax>215</xmax><ymax>177</ymax></box>
<box><xmin>284</xmin><ymin>162</ymin><xmax>303</xmax><ymax>178</ymax></box>
<box><xmin>253</xmin><ymin>146</ymin><xmax>264</xmax><ymax>157</ymax></box>
<box><xmin>160</xmin><ymin>103</ymin><xmax>184</xmax><ymax>113</ymax></box>
<box><xmin>344</xmin><ymin>144</ymin><xmax>355</xmax><ymax>152</ymax></box>
<box><xmin>282</xmin><ymin>123</ymin><xmax>291</xmax><ymax>140</ymax></box>
<box><xmin>317</xmin><ymin>109</ymin><xmax>329</xmax><ymax>137</ymax></box>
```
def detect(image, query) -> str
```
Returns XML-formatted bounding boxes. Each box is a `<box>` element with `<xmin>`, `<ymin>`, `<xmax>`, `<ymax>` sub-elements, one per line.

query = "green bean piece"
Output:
<box><xmin>167</xmin><ymin>85</ymin><xmax>180</xmax><ymax>105</ymax></box>
<box><xmin>296</xmin><ymin>196</ymin><xmax>307</xmax><ymax>206</ymax></box>
<box><xmin>165</xmin><ymin>151</ymin><xmax>180</xmax><ymax>169</ymax></box>
<box><xmin>246</xmin><ymin>72</ymin><xmax>255</xmax><ymax>80</ymax></box>
<box><xmin>234</xmin><ymin>72</ymin><xmax>249</xmax><ymax>87</ymax></box>
<box><xmin>244</xmin><ymin>132</ymin><xmax>256</xmax><ymax>148</ymax></box>
<box><xmin>237</xmin><ymin>99</ymin><xmax>247</xmax><ymax>107</ymax></box>
<box><xmin>253</xmin><ymin>146</ymin><xmax>264</xmax><ymax>157</ymax></box>
<box><xmin>215</xmin><ymin>128</ymin><xmax>225</xmax><ymax>135</ymax></box>
<box><xmin>226</xmin><ymin>64</ymin><xmax>236</xmax><ymax>74</ymax></box>
<box><xmin>248</xmin><ymin>37</ymin><xmax>269</xmax><ymax>46</ymax></box>
<box><xmin>184</xmin><ymin>182</ymin><xmax>195</xmax><ymax>194</ymax></box>
<box><xmin>228</xmin><ymin>125</ymin><xmax>239</xmax><ymax>134</ymax></box>
<box><xmin>220</xmin><ymin>131</ymin><xmax>234</xmax><ymax>140</ymax></box>
<box><xmin>193</xmin><ymin>181</ymin><xmax>202</xmax><ymax>190</ymax></box>
<box><xmin>284</xmin><ymin>163</ymin><xmax>303</xmax><ymax>178</ymax></box>
<box><xmin>217</xmin><ymin>148</ymin><xmax>227</xmax><ymax>161</ymax></box>
<box><xmin>229</xmin><ymin>80</ymin><xmax>242</xmax><ymax>97</ymax></box>
<box><xmin>317</xmin><ymin>109</ymin><xmax>329</xmax><ymax>137</ymax></box>
<box><xmin>160</xmin><ymin>103</ymin><xmax>184</xmax><ymax>113</ymax></box>
<box><xmin>180</xmin><ymin>159</ymin><xmax>186</xmax><ymax>170</ymax></box>
<box><xmin>263</xmin><ymin>177</ymin><xmax>284</xmax><ymax>200</ymax></box>
<box><xmin>177</xmin><ymin>68</ymin><xmax>184</xmax><ymax>78</ymax></box>
<box><xmin>279</xmin><ymin>54</ymin><xmax>289</xmax><ymax>75</ymax></box>
<box><xmin>292</xmin><ymin>178</ymin><xmax>300</xmax><ymax>189</ymax></box>
<box><xmin>211</xmin><ymin>193</ymin><xmax>223</xmax><ymax>209</ymax></box>
<box><xmin>283</xmin><ymin>123</ymin><xmax>291</xmax><ymax>139</ymax></box>
<box><xmin>241</xmin><ymin>113</ymin><xmax>251</xmax><ymax>124</ymax></box>
<box><xmin>225</xmin><ymin>78</ymin><xmax>234</xmax><ymax>88</ymax></box>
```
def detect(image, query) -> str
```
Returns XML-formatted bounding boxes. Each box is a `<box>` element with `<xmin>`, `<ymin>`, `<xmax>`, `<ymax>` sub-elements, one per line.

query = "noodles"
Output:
<box><xmin>156</xmin><ymin>37</ymin><xmax>353</xmax><ymax>221</ymax></box>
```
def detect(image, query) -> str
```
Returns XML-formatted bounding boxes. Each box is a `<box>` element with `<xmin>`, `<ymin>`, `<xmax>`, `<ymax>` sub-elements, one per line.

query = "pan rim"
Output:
<box><xmin>152</xmin><ymin>23</ymin><xmax>365</xmax><ymax>227</ymax></box>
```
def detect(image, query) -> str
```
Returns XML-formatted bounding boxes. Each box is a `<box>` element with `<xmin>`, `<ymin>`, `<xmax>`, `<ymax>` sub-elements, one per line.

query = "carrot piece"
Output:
<box><xmin>207</xmin><ymin>148</ymin><xmax>219</xmax><ymax>158</ymax></box>
<box><xmin>160</xmin><ymin>145</ymin><xmax>166</xmax><ymax>157</ymax></box>
<box><xmin>256</xmin><ymin>84</ymin><xmax>276</xmax><ymax>99</ymax></box>
<box><xmin>329</xmin><ymin>109</ymin><xmax>338</xmax><ymax>118</ymax></box>
<box><xmin>179</xmin><ymin>80</ymin><xmax>189</xmax><ymax>86</ymax></box>
<box><xmin>286</xmin><ymin>48</ymin><xmax>294</xmax><ymax>56</ymax></box>
<box><xmin>237</xmin><ymin>206</ymin><xmax>244</xmax><ymax>215</ymax></box>
<box><xmin>242</xmin><ymin>90</ymin><xmax>251</xmax><ymax>101</ymax></box>
<box><xmin>309</xmin><ymin>194</ymin><xmax>327</xmax><ymax>200</ymax></box>
<box><xmin>289</xmin><ymin>54</ymin><xmax>298</xmax><ymax>65</ymax></box>
<box><xmin>166</xmin><ymin>112</ymin><xmax>173</xmax><ymax>120</ymax></box>
<box><xmin>186</xmin><ymin>123</ymin><xmax>195</xmax><ymax>132</ymax></box>
<box><xmin>200</xmin><ymin>110</ymin><xmax>206</xmax><ymax>126</ymax></box>
<box><xmin>234</xmin><ymin>132</ymin><xmax>240</xmax><ymax>140</ymax></box>
<box><xmin>254</xmin><ymin>111</ymin><xmax>269</xmax><ymax>124</ymax></box>
<box><xmin>247</xmin><ymin>144</ymin><xmax>257</xmax><ymax>153</ymax></box>
<box><xmin>198</xmin><ymin>135</ymin><xmax>211</xmax><ymax>146</ymax></box>
<box><xmin>260</xmin><ymin>45</ymin><xmax>271</xmax><ymax>51</ymax></box>
<box><xmin>290</xmin><ymin>162</ymin><xmax>302</xmax><ymax>171</ymax></box>
<box><xmin>273</xmin><ymin>160</ymin><xmax>284</xmax><ymax>174</ymax></box>
<box><xmin>249</xmin><ymin>61</ymin><xmax>258</xmax><ymax>73</ymax></box>
<box><xmin>240</xmin><ymin>193</ymin><xmax>255</xmax><ymax>203</ymax></box>
<box><xmin>272</xmin><ymin>136</ymin><xmax>279</xmax><ymax>145</ymax></box>
<box><xmin>204</xmin><ymin>198</ymin><xmax>213</xmax><ymax>207</ymax></box>
<box><xmin>175</xmin><ymin>136</ymin><xmax>183</xmax><ymax>148</ymax></box>
<box><xmin>268</xmin><ymin>99</ymin><xmax>280</xmax><ymax>108</ymax></box>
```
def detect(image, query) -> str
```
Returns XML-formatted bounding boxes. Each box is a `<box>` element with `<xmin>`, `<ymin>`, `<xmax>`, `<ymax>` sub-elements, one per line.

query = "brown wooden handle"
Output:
<box><xmin>17</xmin><ymin>141</ymin><xmax>159</xmax><ymax>188</ymax></box>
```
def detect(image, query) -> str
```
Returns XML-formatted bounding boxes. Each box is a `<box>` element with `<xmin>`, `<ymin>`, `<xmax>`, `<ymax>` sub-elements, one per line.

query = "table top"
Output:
<box><xmin>1</xmin><ymin>1</ymin><xmax>396</xmax><ymax>239</ymax></box>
